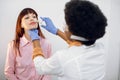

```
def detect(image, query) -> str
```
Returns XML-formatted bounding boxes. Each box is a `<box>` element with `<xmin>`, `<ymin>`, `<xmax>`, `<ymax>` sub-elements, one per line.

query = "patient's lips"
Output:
<box><xmin>29</xmin><ymin>22</ymin><xmax>36</xmax><ymax>25</ymax></box>
<box><xmin>29</xmin><ymin>21</ymin><xmax>38</xmax><ymax>25</ymax></box>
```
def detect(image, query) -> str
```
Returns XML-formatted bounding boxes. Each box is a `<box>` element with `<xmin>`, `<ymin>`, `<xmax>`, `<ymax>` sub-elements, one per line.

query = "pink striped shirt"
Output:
<box><xmin>4</xmin><ymin>36</ymin><xmax>52</xmax><ymax>80</ymax></box>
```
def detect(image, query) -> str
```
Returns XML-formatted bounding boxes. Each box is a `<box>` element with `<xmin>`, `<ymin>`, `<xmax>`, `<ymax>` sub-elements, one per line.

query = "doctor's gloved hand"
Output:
<box><xmin>40</xmin><ymin>17</ymin><xmax>58</xmax><ymax>35</ymax></box>
<box><xmin>28</xmin><ymin>29</ymin><xmax>40</xmax><ymax>41</ymax></box>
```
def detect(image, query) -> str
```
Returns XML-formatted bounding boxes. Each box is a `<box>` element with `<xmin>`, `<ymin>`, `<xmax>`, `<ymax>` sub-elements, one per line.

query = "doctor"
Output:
<box><xmin>29</xmin><ymin>0</ymin><xmax>107</xmax><ymax>80</ymax></box>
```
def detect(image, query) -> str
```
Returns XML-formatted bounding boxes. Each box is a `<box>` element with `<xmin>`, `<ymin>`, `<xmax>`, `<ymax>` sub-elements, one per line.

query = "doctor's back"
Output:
<box><xmin>56</xmin><ymin>43</ymin><xmax>105</xmax><ymax>80</ymax></box>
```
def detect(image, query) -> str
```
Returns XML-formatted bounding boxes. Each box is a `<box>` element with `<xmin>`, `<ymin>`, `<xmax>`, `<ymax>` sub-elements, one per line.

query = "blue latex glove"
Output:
<box><xmin>40</xmin><ymin>17</ymin><xmax>58</xmax><ymax>35</ymax></box>
<box><xmin>28</xmin><ymin>29</ymin><xmax>40</xmax><ymax>41</ymax></box>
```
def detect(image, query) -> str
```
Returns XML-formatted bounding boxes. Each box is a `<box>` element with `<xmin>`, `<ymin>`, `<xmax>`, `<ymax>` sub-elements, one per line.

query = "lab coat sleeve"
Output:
<box><xmin>33</xmin><ymin>53</ymin><xmax>63</xmax><ymax>76</ymax></box>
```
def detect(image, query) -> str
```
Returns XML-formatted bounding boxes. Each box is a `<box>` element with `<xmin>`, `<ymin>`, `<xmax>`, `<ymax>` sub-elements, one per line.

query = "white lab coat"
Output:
<box><xmin>34</xmin><ymin>43</ymin><xmax>105</xmax><ymax>80</ymax></box>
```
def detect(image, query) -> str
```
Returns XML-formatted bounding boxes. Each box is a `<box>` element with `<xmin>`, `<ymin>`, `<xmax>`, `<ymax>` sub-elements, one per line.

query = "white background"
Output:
<box><xmin>0</xmin><ymin>0</ymin><xmax>120</xmax><ymax>80</ymax></box>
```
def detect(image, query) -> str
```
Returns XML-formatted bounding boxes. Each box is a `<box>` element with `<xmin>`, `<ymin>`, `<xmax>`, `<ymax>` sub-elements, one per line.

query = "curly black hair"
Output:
<box><xmin>64</xmin><ymin>0</ymin><xmax>107</xmax><ymax>45</ymax></box>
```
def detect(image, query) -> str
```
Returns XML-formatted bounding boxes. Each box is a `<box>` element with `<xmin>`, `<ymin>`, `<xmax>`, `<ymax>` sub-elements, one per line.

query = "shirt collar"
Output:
<box><xmin>20</xmin><ymin>35</ymin><xmax>30</xmax><ymax>47</ymax></box>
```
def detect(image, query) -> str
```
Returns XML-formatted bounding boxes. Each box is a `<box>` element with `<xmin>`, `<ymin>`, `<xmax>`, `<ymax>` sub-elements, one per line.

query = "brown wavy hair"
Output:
<box><xmin>14</xmin><ymin>8</ymin><xmax>45</xmax><ymax>56</ymax></box>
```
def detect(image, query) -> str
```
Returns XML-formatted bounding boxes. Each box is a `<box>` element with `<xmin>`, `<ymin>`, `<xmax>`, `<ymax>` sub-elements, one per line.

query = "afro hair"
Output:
<box><xmin>64</xmin><ymin>0</ymin><xmax>107</xmax><ymax>45</ymax></box>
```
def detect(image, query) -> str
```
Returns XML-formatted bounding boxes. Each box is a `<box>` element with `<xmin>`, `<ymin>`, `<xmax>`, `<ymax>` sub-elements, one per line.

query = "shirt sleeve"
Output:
<box><xmin>4</xmin><ymin>41</ymin><xmax>18</xmax><ymax>80</ymax></box>
<box><xmin>46</xmin><ymin>41</ymin><xmax>52</xmax><ymax>58</ymax></box>
<box><xmin>33</xmin><ymin>49</ymin><xmax>63</xmax><ymax>76</ymax></box>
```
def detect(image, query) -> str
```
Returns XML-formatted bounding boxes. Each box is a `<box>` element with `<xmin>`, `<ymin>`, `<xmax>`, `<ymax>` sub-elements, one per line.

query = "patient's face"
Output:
<box><xmin>21</xmin><ymin>13</ymin><xmax>38</xmax><ymax>30</ymax></box>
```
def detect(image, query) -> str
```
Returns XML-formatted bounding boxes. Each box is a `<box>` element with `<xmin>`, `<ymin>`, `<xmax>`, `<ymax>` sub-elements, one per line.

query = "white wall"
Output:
<box><xmin>0</xmin><ymin>0</ymin><xmax>120</xmax><ymax>80</ymax></box>
<box><xmin>106</xmin><ymin>0</ymin><xmax>120</xmax><ymax>80</ymax></box>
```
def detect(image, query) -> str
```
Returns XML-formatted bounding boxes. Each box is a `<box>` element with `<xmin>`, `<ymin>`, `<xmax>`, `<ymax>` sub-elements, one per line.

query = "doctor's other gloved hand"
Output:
<box><xmin>40</xmin><ymin>17</ymin><xmax>58</xmax><ymax>35</ymax></box>
<box><xmin>28</xmin><ymin>29</ymin><xmax>40</xmax><ymax>41</ymax></box>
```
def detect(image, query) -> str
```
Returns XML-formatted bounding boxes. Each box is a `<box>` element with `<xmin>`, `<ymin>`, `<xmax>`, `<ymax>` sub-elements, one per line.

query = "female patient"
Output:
<box><xmin>4</xmin><ymin>8</ymin><xmax>52</xmax><ymax>80</ymax></box>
